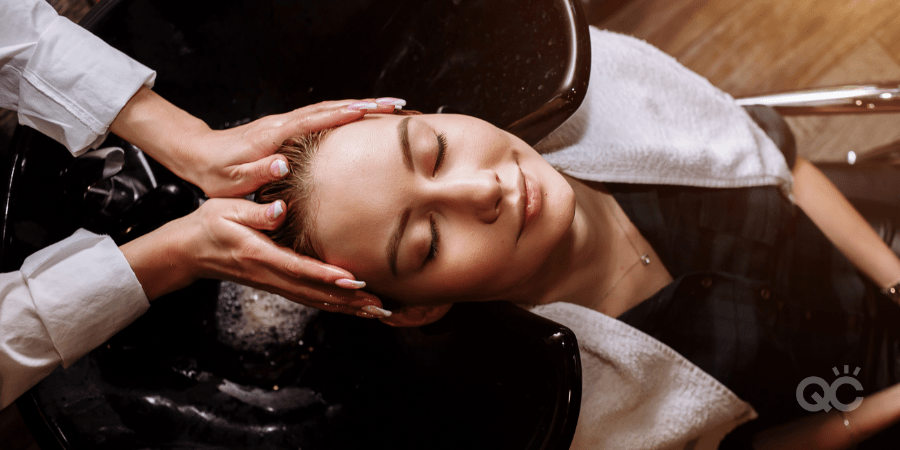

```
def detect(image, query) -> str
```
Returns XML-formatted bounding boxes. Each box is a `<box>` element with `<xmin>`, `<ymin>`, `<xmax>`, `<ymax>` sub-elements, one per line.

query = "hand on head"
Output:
<box><xmin>176</xmin><ymin>98</ymin><xmax>405</xmax><ymax>198</ymax></box>
<box><xmin>121</xmin><ymin>197</ymin><xmax>387</xmax><ymax>317</ymax></box>
<box><xmin>114</xmin><ymin>95</ymin><xmax>407</xmax><ymax>318</ymax></box>
<box><xmin>111</xmin><ymin>90</ymin><xmax>403</xmax><ymax>198</ymax></box>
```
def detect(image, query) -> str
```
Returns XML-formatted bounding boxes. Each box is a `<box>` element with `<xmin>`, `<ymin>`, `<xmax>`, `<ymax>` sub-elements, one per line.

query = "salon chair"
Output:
<box><xmin>738</xmin><ymin>87</ymin><xmax>900</xmax><ymax>256</ymax></box>
<box><xmin>1</xmin><ymin>0</ymin><xmax>588</xmax><ymax>449</ymax></box>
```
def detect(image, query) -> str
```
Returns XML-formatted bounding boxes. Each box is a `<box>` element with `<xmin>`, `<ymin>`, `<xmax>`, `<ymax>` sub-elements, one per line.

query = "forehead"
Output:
<box><xmin>310</xmin><ymin>115</ymin><xmax>409</xmax><ymax>280</ymax></box>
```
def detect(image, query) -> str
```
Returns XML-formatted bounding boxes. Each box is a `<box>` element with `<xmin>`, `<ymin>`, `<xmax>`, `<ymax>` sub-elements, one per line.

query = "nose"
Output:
<box><xmin>429</xmin><ymin>170</ymin><xmax>502</xmax><ymax>223</ymax></box>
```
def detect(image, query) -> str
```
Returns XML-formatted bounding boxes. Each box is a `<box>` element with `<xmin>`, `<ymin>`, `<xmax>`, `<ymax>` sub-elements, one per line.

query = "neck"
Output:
<box><xmin>508</xmin><ymin>176</ymin><xmax>626</xmax><ymax>308</ymax></box>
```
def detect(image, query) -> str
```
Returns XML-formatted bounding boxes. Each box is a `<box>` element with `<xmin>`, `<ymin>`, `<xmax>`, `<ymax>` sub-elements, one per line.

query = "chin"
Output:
<box><xmin>545</xmin><ymin>168</ymin><xmax>577</xmax><ymax>231</ymax></box>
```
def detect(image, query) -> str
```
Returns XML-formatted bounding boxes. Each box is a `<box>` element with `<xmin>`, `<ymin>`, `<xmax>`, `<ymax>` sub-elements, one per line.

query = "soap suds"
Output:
<box><xmin>215</xmin><ymin>281</ymin><xmax>318</xmax><ymax>353</ymax></box>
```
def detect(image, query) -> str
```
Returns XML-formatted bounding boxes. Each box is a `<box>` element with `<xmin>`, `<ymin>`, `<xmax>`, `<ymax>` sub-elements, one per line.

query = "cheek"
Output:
<box><xmin>426</xmin><ymin>237</ymin><xmax>522</xmax><ymax>297</ymax></box>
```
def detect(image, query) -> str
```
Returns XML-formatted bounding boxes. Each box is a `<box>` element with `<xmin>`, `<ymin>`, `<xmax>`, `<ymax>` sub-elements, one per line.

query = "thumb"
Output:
<box><xmin>231</xmin><ymin>155</ymin><xmax>290</xmax><ymax>197</ymax></box>
<box><xmin>228</xmin><ymin>199</ymin><xmax>286</xmax><ymax>231</ymax></box>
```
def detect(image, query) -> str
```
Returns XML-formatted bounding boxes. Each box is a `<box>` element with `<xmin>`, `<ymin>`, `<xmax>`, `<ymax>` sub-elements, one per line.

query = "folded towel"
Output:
<box><xmin>536</xmin><ymin>28</ymin><xmax>794</xmax><ymax>198</ymax></box>
<box><xmin>530</xmin><ymin>302</ymin><xmax>757</xmax><ymax>450</ymax></box>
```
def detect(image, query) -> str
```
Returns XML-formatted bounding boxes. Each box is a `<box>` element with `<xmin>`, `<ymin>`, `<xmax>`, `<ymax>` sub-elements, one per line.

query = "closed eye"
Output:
<box><xmin>425</xmin><ymin>214</ymin><xmax>440</xmax><ymax>264</ymax></box>
<box><xmin>433</xmin><ymin>132</ymin><xmax>447</xmax><ymax>175</ymax></box>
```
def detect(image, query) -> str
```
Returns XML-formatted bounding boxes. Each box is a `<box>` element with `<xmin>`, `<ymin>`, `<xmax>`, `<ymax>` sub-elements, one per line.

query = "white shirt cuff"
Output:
<box><xmin>18</xmin><ymin>16</ymin><xmax>156</xmax><ymax>156</ymax></box>
<box><xmin>20</xmin><ymin>229</ymin><xmax>150</xmax><ymax>368</ymax></box>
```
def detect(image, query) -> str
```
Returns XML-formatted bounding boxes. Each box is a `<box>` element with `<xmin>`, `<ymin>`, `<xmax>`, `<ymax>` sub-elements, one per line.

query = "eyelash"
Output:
<box><xmin>433</xmin><ymin>132</ymin><xmax>448</xmax><ymax>175</ymax></box>
<box><xmin>426</xmin><ymin>215</ymin><xmax>440</xmax><ymax>263</ymax></box>
<box><xmin>425</xmin><ymin>132</ymin><xmax>447</xmax><ymax>264</ymax></box>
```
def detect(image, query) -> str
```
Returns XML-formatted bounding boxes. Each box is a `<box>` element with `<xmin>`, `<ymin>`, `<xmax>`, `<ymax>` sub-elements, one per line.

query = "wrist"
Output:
<box><xmin>110</xmin><ymin>86</ymin><xmax>211</xmax><ymax>185</ymax></box>
<box><xmin>172</xmin><ymin>120</ymin><xmax>215</xmax><ymax>186</ymax></box>
<box><xmin>120</xmin><ymin>218</ymin><xmax>197</xmax><ymax>300</ymax></box>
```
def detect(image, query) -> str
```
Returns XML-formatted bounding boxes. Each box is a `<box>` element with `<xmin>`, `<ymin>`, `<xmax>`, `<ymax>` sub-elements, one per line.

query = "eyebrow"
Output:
<box><xmin>398</xmin><ymin>116</ymin><xmax>413</xmax><ymax>172</ymax></box>
<box><xmin>387</xmin><ymin>116</ymin><xmax>415</xmax><ymax>276</ymax></box>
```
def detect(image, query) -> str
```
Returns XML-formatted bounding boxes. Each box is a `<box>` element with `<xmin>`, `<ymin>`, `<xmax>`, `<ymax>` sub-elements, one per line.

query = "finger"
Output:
<box><xmin>361</xmin><ymin>103</ymin><xmax>398</xmax><ymax>114</ymax></box>
<box><xmin>351</xmin><ymin>98</ymin><xmax>403</xmax><ymax>115</ymax></box>
<box><xmin>222</xmin><ymin>198</ymin><xmax>285</xmax><ymax>232</ymax></box>
<box><xmin>267</xmin><ymin>106</ymin><xmax>366</xmax><ymax>147</ymax></box>
<box><xmin>269</xmin><ymin>97</ymin><xmax>402</xmax><ymax>126</ymax></box>
<box><xmin>228</xmin><ymin>155</ymin><xmax>290</xmax><ymax>195</ymax></box>
<box><xmin>375</xmin><ymin>97</ymin><xmax>407</xmax><ymax>109</ymax></box>
<box><xmin>267</xmin><ymin>97</ymin><xmax>406</xmax><ymax>144</ymax></box>
<box><xmin>217</xmin><ymin>198</ymin><xmax>379</xmax><ymax>294</ymax></box>
<box><xmin>262</xmin><ymin>97</ymin><xmax>406</xmax><ymax>147</ymax></box>
<box><xmin>228</xmin><ymin>222</ymin><xmax>365</xmax><ymax>286</ymax></box>
<box><xmin>248</xmin><ymin>275</ymin><xmax>381</xmax><ymax>310</ymax></box>
<box><xmin>268</xmin><ymin>267</ymin><xmax>382</xmax><ymax>304</ymax></box>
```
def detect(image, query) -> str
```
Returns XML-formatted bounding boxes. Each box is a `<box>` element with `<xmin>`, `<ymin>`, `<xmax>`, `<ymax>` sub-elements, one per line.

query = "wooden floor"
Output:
<box><xmin>3</xmin><ymin>0</ymin><xmax>900</xmax><ymax>448</ymax></box>
<box><xmin>594</xmin><ymin>0</ymin><xmax>900</xmax><ymax>162</ymax></box>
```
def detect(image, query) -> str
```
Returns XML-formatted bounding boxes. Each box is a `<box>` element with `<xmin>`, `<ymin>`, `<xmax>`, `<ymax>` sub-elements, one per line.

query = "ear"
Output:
<box><xmin>379</xmin><ymin>304</ymin><xmax>453</xmax><ymax>327</ymax></box>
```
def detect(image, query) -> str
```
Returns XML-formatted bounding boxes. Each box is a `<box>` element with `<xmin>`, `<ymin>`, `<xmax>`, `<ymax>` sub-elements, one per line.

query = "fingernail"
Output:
<box><xmin>376</xmin><ymin>97</ymin><xmax>407</xmax><ymax>108</ymax></box>
<box><xmin>267</xmin><ymin>201</ymin><xmax>284</xmax><ymax>220</ymax></box>
<box><xmin>356</xmin><ymin>311</ymin><xmax>377</xmax><ymax>319</ymax></box>
<box><xmin>350</xmin><ymin>298</ymin><xmax>378</xmax><ymax>308</ymax></box>
<box><xmin>362</xmin><ymin>305</ymin><xmax>393</xmax><ymax>317</ymax></box>
<box><xmin>335</xmin><ymin>278</ymin><xmax>366</xmax><ymax>289</ymax></box>
<box><xmin>347</xmin><ymin>101</ymin><xmax>378</xmax><ymax>111</ymax></box>
<box><xmin>270</xmin><ymin>159</ymin><xmax>289</xmax><ymax>177</ymax></box>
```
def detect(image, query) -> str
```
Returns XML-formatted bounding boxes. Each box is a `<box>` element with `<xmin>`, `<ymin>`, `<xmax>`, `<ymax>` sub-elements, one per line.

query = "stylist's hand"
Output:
<box><xmin>110</xmin><ymin>88</ymin><xmax>405</xmax><ymax>197</ymax></box>
<box><xmin>121</xmin><ymin>198</ymin><xmax>389</xmax><ymax>319</ymax></box>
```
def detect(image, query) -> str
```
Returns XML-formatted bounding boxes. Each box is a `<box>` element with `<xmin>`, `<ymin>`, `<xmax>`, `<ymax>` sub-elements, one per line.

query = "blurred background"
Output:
<box><xmin>3</xmin><ymin>0</ymin><xmax>900</xmax><ymax>448</ymax></box>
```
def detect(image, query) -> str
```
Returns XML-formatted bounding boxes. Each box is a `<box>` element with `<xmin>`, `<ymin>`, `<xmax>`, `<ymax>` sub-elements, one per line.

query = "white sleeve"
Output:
<box><xmin>0</xmin><ymin>229</ymin><xmax>150</xmax><ymax>408</ymax></box>
<box><xmin>0</xmin><ymin>0</ymin><xmax>156</xmax><ymax>156</ymax></box>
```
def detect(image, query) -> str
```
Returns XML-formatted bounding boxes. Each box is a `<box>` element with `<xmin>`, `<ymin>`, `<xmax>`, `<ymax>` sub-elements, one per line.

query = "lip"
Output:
<box><xmin>517</xmin><ymin>166</ymin><xmax>542</xmax><ymax>241</ymax></box>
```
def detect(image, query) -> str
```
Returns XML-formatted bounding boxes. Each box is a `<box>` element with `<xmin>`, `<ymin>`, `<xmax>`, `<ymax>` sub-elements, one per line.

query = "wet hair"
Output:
<box><xmin>257</xmin><ymin>109</ymin><xmax>422</xmax><ymax>260</ymax></box>
<box><xmin>257</xmin><ymin>129</ymin><xmax>331</xmax><ymax>259</ymax></box>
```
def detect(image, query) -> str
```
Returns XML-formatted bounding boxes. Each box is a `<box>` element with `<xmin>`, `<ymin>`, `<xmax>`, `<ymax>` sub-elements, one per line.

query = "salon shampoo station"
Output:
<box><xmin>2</xmin><ymin>0</ymin><xmax>588</xmax><ymax>449</ymax></box>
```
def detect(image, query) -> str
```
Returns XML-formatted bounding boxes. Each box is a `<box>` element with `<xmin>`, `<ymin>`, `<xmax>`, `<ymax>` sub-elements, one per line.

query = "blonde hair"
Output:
<box><xmin>257</xmin><ymin>129</ymin><xmax>332</xmax><ymax>259</ymax></box>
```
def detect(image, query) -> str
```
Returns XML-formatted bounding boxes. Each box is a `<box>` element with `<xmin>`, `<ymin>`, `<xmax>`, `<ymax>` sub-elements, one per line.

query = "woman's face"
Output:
<box><xmin>311</xmin><ymin>114</ymin><xmax>575</xmax><ymax>305</ymax></box>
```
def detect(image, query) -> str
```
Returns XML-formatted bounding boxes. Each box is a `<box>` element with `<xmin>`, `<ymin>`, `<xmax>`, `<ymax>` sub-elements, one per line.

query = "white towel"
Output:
<box><xmin>536</xmin><ymin>28</ymin><xmax>794</xmax><ymax>198</ymax></box>
<box><xmin>530</xmin><ymin>303</ymin><xmax>757</xmax><ymax>450</ymax></box>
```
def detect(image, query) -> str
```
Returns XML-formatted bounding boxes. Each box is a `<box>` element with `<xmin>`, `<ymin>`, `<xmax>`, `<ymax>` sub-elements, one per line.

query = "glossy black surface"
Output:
<box><xmin>83</xmin><ymin>0</ymin><xmax>590</xmax><ymax>145</ymax></box>
<box><xmin>3</xmin><ymin>0</ymin><xmax>588</xmax><ymax>448</ymax></box>
<box><xmin>18</xmin><ymin>297</ymin><xmax>580</xmax><ymax>450</ymax></box>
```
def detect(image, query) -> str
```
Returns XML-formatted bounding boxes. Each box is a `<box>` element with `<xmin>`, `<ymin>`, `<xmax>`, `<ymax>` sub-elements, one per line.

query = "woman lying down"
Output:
<box><xmin>254</xmin><ymin>29</ymin><xmax>900</xmax><ymax>450</ymax></box>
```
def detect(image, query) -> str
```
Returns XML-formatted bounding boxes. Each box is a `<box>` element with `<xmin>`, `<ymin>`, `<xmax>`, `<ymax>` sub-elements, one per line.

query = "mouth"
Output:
<box><xmin>516</xmin><ymin>165</ymin><xmax>542</xmax><ymax>242</ymax></box>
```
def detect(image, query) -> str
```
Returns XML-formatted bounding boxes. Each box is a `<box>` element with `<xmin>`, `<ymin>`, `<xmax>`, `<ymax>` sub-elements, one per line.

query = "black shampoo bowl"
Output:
<box><xmin>2</xmin><ymin>0</ymin><xmax>589</xmax><ymax>449</ymax></box>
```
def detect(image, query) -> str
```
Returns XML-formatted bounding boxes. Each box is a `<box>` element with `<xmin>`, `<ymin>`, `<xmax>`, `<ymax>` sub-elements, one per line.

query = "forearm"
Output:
<box><xmin>792</xmin><ymin>157</ymin><xmax>900</xmax><ymax>289</ymax></box>
<box><xmin>119</xmin><ymin>218</ymin><xmax>195</xmax><ymax>301</ymax></box>
<box><xmin>109</xmin><ymin>86</ymin><xmax>209</xmax><ymax>182</ymax></box>
<box><xmin>753</xmin><ymin>383</ymin><xmax>900</xmax><ymax>449</ymax></box>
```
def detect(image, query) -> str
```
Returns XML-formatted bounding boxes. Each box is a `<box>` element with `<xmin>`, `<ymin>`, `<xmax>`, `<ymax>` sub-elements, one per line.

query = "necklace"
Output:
<box><xmin>596</xmin><ymin>195</ymin><xmax>651</xmax><ymax>303</ymax></box>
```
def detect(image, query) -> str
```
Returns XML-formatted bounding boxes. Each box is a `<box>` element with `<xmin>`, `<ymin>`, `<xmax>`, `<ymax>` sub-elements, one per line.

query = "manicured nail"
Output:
<box><xmin>376</xmin><ymin>97</ymin><xmax>407</xmax><ymax>108</ymax></box>
<box><xmin>335</xmin><ymin>278</ymin><xmax>366</xmax><ymax>289</ymax></box>
<box><xmin>347</xmin><ymin>101</ymin><xmax>378</xmax><ymax>111</ymax></box>
<box><xmin>270</xmin><ymin>159</ymin><xmax>289</xmax><ymax>178</ymax></box>
<box><xmin>356</xmin><ymin>311</ymin><xmax>377</xmax><ymax>319</ymax></box>
<box><xmin>362</xmin><ymin>305</ymin><xmax>393</xmax><ymax>317</ymax></box>
<box><xmin>350</xmin><ymin>298</ymin><xmax>379</xmax><ymax>308</ymax></box>
<box><xmin>267</xmin><ymin>201</ymin><xmax>284</xmax><ymax>220</ymax></box>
